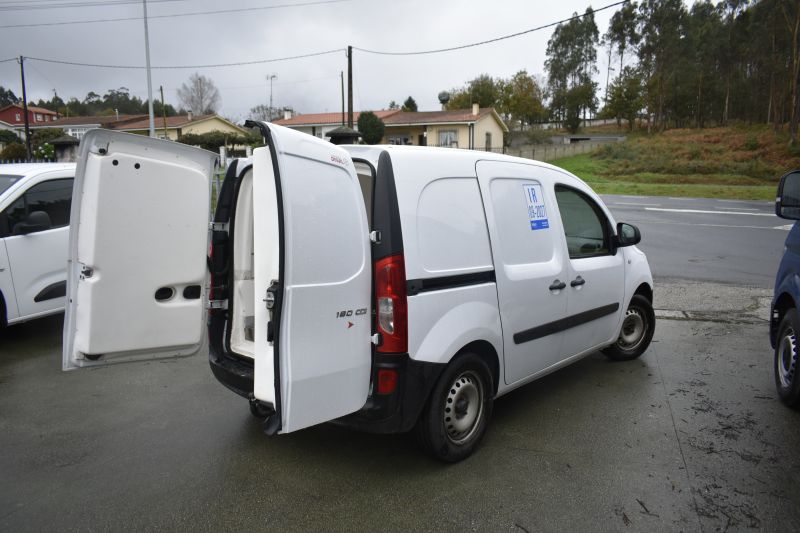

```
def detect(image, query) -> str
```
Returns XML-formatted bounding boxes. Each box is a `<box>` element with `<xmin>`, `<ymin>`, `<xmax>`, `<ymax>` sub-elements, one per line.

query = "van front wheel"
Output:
<box><xmin>775</xmin><ymin>308</ymin><xmax>800</xmax><ymax>408</ymax></box>
<box><xmin>416</xmin><ymin>353</ymin><xmax>493</xmax><ymax>462</ymax></box>
<box><xmin>602</xmin><ymin>294</ymin><xmax>655</xmax><ymax>361</ymax></box>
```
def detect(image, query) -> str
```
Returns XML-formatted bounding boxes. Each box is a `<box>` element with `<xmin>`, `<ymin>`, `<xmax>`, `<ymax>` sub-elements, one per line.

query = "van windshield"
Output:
<box><xmin>0</xmin><ymin>175</ymin><xmax>22</xmax><ymax>197</ymax></box>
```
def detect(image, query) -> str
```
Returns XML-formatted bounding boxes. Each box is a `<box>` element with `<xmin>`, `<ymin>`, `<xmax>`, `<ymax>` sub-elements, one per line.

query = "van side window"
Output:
<box><xmin>354</xmin><ymin>161</ymin><xmax>374</xmax><ymax>229</ymax></box>
<box><xmin>554</xmin><ymin>185</ymin><xmax>610</xmax><ymax>259</ymax></box>
<box><xmin>0</xmin><ymin>178</ymin><xmax>74</xmax><ymax>237</ymax></box>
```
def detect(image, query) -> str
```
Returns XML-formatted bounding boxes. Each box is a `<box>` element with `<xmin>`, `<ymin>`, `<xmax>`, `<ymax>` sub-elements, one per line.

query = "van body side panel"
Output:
<box><xmin>406</xmin><ymin>284</ymin><xmax>502</xmax><ymax>367</ymax></box>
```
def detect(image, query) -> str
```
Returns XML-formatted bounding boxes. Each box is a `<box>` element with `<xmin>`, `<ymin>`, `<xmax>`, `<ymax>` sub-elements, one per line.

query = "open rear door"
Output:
<box><xmin>63</xmin><ymin>130</ymin><xmax>217</xmax><ymax>370</ymax></box>
<box><xmin>251</xmin><ymin>123</ymin><xmax>372</xmax><ymax>434</ymax></box>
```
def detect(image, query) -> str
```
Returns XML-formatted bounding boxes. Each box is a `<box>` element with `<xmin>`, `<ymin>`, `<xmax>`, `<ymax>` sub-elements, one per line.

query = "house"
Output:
<box><xmin>0</xmin><ymin>104</ymin><xmax>58</xmax><ymax>126</ymax></box>
<box><xmin>273</xmin><ymin>104</ymin><xmax>508</xmax><ymax>152</ymax></box>
<box><xmin>382</xmin><ymin>105</ymin><xmax>507</xmax><ymax>150</ymax></box>
<box><xmin>109</xmin><ymin>112</ymin><xmax>249</xmax><ymax>140</ymax></box>
<box><xmin>273</xmin><ymin>110</ymin><xmax>399</xmax><ymax>140</ymax></box>
<box><xmin>27</xmin><ymin>114</ymin><xmax>147</xmax><ymax>141</ymax></box>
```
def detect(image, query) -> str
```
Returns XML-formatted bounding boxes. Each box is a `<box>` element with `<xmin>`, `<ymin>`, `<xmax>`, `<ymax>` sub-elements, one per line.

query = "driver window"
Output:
<box><xmin>554</xmin><ymin>185</ymin><xmax>610</xmax><ymax>259</ymax></box>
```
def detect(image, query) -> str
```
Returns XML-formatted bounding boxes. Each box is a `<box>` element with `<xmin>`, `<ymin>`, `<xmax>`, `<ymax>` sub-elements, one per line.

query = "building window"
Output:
<box><xmin>67</xmin><ymin>128</ymin><xmax>89</xmax><ymax>140</ymax></box>
<box><xmin>45</xmin><ymin>115</ymin><xmax>49</xmax><ymax>122</ymax></box>
<box><xmin>485</xmin><ymin>132</ymin><xmax>492</xmax><ymax>151</ymax></box>
<box><xmin>388</xmin><ymin>135</ymin><xmax>410</xmax><ymax>145</ymax></box>
<box><xmin>34</xmin><ymin>113</ymin><xmax>42</xmax><ymax>122</ymax></box>
<box><xmin>14</xmin><ymin>113</ymin><xmax>20</xmax><ymax>121</ymax></box>
<box><xmin>438</xmin><ymin>130</ymin><xmax>458</xmax><ymax>147</ymax></box>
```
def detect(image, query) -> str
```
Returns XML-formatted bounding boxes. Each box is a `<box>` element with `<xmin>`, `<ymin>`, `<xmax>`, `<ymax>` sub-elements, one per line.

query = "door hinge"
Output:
<box><xmin>207</xmin><ymin>299</ymin><xmax>228</xmax><ymax>310</ymax></box>
<box><xmin>80</xmin><ymin>266</ymin><xmax>94</xmax><ymax>279</ymax></box>
<box><xmin>209</xmin><ymin>221</ymin><xmax>229</xmax><ymax>232</ymax></box>
<box><xmin>371</xmin><ymin>333</ymin><xmax>382</xmax><ymax>346</ymax></box>
<box><xmin>369</xmin><ymin>230</ymin><xmax>382</xmax><ymax>244</ymax></box>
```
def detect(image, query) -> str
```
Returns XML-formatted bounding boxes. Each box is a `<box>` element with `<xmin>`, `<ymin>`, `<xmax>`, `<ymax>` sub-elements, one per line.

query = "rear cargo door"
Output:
<box><xmin>251</xmin><ymin>123</ymin><xmax>372</xmax><ymax>434</ymax></box>
<box><xmin>63</xmin><ymin>130</ymin><xmax>216</xmax><ymax>370</ymax></box>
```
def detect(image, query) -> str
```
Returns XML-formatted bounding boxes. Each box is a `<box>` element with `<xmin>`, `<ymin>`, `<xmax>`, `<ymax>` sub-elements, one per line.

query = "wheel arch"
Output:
<box><xmin>634</xmin><ymin>282</ymin><xmax>653</xmax><ymax>304</ymax></box>
<box><xmin>0</xmin><ymin>289</ymin><xmax>6</xmax><ymax>328</ymax></box>
<box><xmin>772</xmin><ymin>292</ymin><xmax>796</xmax><ymax>348</ymax></box>
<box><xmin>455</xmin><ymin>340</ymin><xmax>500</xmax><ymax>396</ymax></box>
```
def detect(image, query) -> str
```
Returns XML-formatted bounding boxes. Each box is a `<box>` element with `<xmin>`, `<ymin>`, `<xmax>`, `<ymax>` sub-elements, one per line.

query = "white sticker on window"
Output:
<box><xmin>523</xmin><ymin>183</ymin><xmax>549</xmax><ymax>230</ymax></box>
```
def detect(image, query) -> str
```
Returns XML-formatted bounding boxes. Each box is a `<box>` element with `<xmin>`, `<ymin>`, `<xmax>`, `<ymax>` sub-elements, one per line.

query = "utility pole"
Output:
<box><xmin>347</xmin><ymin>46</ymin><xmax>353</xmax><ymax>128</ymax></box>
<box><xmin>340</xmin><ymin>71</ymin><xmax>345</xmax><ymax>125</ymax></box>
<box><xmin>142</xmin><ymin>0</ymin><xmax>155</xmax><ymax>137</ymax></box>
<box><xmin>52</xmin><ymin>88</ymin><xmax>59</xmax><ymax>119</ymax></box>
<box><xmin>267</xmin><ymin>74</ymin><xmax>277</xmax><ymax>121</ymax></box>
<box><xmin>18</xmin><ymin>56</ymin><xmax>31</xmax><ymax>161</ymax></box>
<box><xmin>160</xmin><ymin>85</ymin><xmax>168</xmax><ymax>139</ymax></box>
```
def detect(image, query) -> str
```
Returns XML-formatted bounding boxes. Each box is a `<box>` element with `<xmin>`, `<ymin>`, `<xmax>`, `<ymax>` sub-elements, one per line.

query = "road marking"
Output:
<box><xmin>775</xmin><ymin>224</ymin><xmax>794</xmax><ymax>231</ymax></box>
<box><xmin>611</xmin><ymin>202</ymin><xmax>662</xmax><ymax>207</ymax></box>
<box><xmin>632</xmin><ymin>220</ymin><xmax>780</xmax><ymax>230</ymax></box>
<box><xmin>645</xmin><ymin>207</ymin><xmax>774</xmax><ymax>217</ymax></box>
<box><xmin>669</xmin><ymin>197</ymin><xmax>696</xmax><ymax>200</ymax></box>
<box><xmin>622</xmin><ymin>195</ymin><xmax>649</xmax><ymax>199</ymax></box>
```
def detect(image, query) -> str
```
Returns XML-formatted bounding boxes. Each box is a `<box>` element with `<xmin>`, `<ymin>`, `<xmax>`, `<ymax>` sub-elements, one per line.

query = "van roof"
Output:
<box><xmin>0</xmin><ymin>162</ymin><xmax>76</xmax><ymax>177</ymax></box>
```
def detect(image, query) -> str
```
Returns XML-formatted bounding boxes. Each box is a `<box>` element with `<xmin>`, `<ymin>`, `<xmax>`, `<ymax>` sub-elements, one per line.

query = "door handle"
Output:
<box><xmin>570</xmin><ymin>276</ymin><xmax>586</xmax><ymax>287</ymax></box>
<box><xmin>549</xmin><ymin>280</ymin><xmax>566</xmax><ymax>291</ymax></box>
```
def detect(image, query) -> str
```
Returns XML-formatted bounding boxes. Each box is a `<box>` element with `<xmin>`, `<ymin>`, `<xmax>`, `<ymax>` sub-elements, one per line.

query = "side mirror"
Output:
<box><xmin>13</xmin><ymin>211</ymin><xmax>52</xmax><ymax>235</ymax></box>
<box><xmin>616</xmin><ymin>222</ymin><xmax>641</xmax><ymax>247</ymax></box>
<box><xmin>776</xmin><ymin>170</ymin><xmax>800</xmax><ymax>220</ymax></box>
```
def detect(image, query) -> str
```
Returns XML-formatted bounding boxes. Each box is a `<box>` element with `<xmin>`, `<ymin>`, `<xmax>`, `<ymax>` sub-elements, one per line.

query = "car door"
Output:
<box><xmin>64</xmin><ymin>125</ymin><xmax>372</xmax><ymax>435</ymax></box>
<box><xmin>0</xmin><ymin>239</ymin><xmax>18</xmax><ymax>323</ymax></box>
<box><xmin>476</xmin><ymin>161</ymin><xmax>569</xmax><ymax>384</ymax></box>
<box><xmin>2</xmin><ymin>176</ymin><xmax>73</xmax><ymax>320</ymax></box>
<box><xmin>553</xmin><ymin>183</ymin><xmax>625</xmax><ymax>357</ymax></box>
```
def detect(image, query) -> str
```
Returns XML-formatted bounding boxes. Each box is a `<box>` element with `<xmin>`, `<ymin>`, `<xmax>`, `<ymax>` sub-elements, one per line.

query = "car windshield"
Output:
<box><xmin>0</xmin><ymin>175</ymin><xmax>23</xmax><ymax>197</ymax></box>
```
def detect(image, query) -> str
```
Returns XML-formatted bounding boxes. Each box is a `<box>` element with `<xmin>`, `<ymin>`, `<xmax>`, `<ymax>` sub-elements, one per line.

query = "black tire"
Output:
<box><xmin>415</xmin><ymin>353</ymin><xmax>493</xmax><ymax>462</ymax></box>
<box><xmin>774</xmin><ymin>308</ymin><xmax>800</xmax><ymax>408</ymax></box>
<box><xmin>602</xmin><ymin>294</ymin><xmax>655</xmax><ymax>361</ymax></box>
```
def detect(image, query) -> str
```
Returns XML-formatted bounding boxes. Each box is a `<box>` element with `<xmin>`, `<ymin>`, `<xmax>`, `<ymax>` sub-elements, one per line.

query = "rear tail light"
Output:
<box><xmin>375</xmin><ymin>254</ymin><xmax>407</xmax><ymax>353</ymax></box>
<box><xmin>376</xmin><ymin>368</ymin><xmax>398</xmax><ymax>394</ymax></box>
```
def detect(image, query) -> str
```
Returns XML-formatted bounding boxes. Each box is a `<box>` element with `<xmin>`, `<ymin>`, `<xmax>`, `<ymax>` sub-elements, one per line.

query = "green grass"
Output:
<box><xmin>549</xmin><ymin>125</ymin><xmax>800</xmax><ymax>200</ymax></box>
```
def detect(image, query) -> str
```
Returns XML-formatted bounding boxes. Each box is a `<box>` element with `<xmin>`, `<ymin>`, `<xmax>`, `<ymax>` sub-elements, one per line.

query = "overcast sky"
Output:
<box><xmin>0</xmin><ymin>0</ymin><xmax>620</xmax><ymax>122</ymax></box>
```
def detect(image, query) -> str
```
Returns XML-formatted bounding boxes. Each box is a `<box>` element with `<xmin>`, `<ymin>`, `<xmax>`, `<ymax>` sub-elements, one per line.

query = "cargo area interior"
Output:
<box><xmin>228</xmin><ymin>160</ymin><xmax>375</xmax><ymax>359</ymax></box>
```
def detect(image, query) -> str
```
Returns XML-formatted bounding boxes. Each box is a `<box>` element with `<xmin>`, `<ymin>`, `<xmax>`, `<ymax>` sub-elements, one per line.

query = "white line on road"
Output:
<box><xmin>611</xmin><ymin>202</ymin><xmax>662</xmax><ymax>207</ymax></box>
<box><xmin>633</xmin><ymin>220</ymin><xmax>782</xmax><ymax>230</ymax></box>
<box><xmin>645</xmin><ymin>207</ymin><xmax>774</xmax><ymax>217</ymax></box>
<box><xmin>669</xmin><ymin>197</ymin><xmax>697</xmax><ymax>200</ymax></box>
<box><xmin>622</xmin><ymin>195</ymin><xmax>649</xmax><ymax>199</ymax></box>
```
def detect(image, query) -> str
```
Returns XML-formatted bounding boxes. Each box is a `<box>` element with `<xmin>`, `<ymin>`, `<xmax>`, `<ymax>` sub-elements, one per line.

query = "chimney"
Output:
<box><xmin>187</xmin><ymin>110</ymin><xmax>193</xmax><ymax>121</ymax></box>
<box><xmin>472</xmin><ymin>103</ymin><xmax>479</xmax><ymax>116</ymax></box>
<box><xmin>283</xmin><ymin>109</ymin><xmax>293</xmax><ymax>120</ymax></box>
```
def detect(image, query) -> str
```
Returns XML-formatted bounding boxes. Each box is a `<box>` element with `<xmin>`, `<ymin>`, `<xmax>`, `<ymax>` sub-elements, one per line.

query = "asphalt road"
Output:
<box><xmin>1</xmin><ymin>281</ymin><xmax>799</xmax><ymax>532</ymax></box>
<box><xmin>602</xmin><ymin>195</ymin><xmax>785</xmax><ymax>288</ymax></box>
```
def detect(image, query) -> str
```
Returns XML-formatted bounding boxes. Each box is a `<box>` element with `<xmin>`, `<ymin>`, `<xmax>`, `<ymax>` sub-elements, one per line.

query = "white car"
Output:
<box><xmin>0</xmin><ymin>163</ymin><xmax>75</xmax><ymax>327</ymax></box>
<box><xmin>63</xmin><ymin>127</ymin><xmax>654</xmax><ymax>461</ymax></box>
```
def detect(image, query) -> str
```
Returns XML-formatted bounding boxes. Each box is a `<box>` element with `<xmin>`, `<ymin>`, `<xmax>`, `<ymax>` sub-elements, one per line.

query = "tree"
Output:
<box><xmin>357</xmin><ymin>111</ymin><xmax>385</xmax><ymax>144</ymax></box>
<box><xmin>402</xmin><ymin>96</ymin><xmax>418</xmax><ymax>112</ymax></box>
<box><xmin>445</xmin><ymin>74</ymin><xmax>504</xmax><ymax>110</ymax></box>
<box><xmin>388</xmin><ymin>100</ymin><xmax>399</xmax><ymax>110</ymax></box>
<box><xmin>546</xmin><ymin>7</ymin><xmax>600</xmax><ymax>132</ymax></box>
<box><xmin>0</xmin><ymin>86</ymin><xmax>18</xmax><ymax>107</ymax></box>
<box><xmin>501</xmin><ymin>70</ymin><xmax>546</xmax><ymax>128</ymax></box>
<box><xmin>605</xmin><ymin>67</ymin><xmax>644</xmax><ymax>130</ymax></box>
<box><xmin>249</xmin><ymin>104</ymin><xmax>272</xmax><ymax>121</ymax></box>
<box><xmin>0</xmin><ymin>130</ymin><xmax>20</xmax><ymax>145</ymax></box>
<box><xmin>177</xmin><ymin>73</ymin><xmax>221</xmax><ymax>115</ymax></box>
<box><xmin>1</xmin><ymin>143</ymin><xmax>27</xmax><ymax>161</ymax></box>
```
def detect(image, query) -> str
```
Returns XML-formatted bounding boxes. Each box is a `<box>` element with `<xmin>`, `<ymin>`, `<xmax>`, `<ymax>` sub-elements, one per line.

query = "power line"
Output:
<box><xmin>0</xmin><ymin>57</ymin><xmax>18</xmax><ymax>63</ymax></box>
<box><xmin>26</xmin><ymin>49</ymin><xmax>346</xmax><ymax>70</ymax></box>
<box><xmin>354</xmin><ymin>0</ymin><xmax>628</xmax><ymax>56</ymax></box>
<box><xmin>0</xmin><ymin>0</ymin><xmax>354</xmax><ymax>28</ymax></box>
<box><xmin>0</xmin><ymin>0</ymin><xmax>186</xmax><ymax>12</ymax></box>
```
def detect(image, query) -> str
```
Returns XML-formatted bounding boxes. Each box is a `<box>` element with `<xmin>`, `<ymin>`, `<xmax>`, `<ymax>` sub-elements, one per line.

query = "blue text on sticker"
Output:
<box><xmin>523</xmin><ymin>183</ymin><xmax>549</xmax><ymax>231</ymax></box>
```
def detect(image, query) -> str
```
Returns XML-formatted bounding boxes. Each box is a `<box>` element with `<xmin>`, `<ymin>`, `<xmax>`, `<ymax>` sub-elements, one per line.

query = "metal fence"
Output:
<box><xmin>0</xmin><ymin>158</ymin><xmax>56</xmax><ymax>164</ymax></box>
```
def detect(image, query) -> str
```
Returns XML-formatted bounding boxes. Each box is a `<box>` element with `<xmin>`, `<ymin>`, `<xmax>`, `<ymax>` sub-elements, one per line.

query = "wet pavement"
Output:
<box><xmin>1</xmin><ymin>281</ymin><xmax>799</xmax><ymax>532</ymax></box>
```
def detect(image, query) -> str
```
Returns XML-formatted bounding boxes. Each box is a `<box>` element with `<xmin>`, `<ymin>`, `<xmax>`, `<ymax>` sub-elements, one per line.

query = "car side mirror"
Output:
<box><xmin>616</xmin><ymin>222</ymin><xmax>641</xmax><ymax>247</ymax></box>
<box><xmin>13</xmin><ymin>210</ymin><xmax>52</xmax><ymax>235</ymax></box>
<box><xmin>776</xmin><ymin>170</ymin><xmax>800</xmax><ymax>220</ymax></box>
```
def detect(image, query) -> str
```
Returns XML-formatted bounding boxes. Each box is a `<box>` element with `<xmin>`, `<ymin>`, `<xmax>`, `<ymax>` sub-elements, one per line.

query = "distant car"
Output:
<box><xmin>771</xmin><ymin>169</ymin><xmax>800</xmax><ymax>407</ymax></box>
<box><xmin>0</xmin><ymin>163</ymin><xmax>75</xmax><ymax>327</ymax></box>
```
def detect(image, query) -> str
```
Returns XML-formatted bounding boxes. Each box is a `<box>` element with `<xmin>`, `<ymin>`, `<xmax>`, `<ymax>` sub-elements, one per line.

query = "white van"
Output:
<box><xmin>63</xmin><ymin>125</ymin><xmax>654</xmax><ymax>461</ymax></box>
<box><xmin>0</xmin><ymin>163</ymin><xmax>75</xmax><ymax>327</ymax></box>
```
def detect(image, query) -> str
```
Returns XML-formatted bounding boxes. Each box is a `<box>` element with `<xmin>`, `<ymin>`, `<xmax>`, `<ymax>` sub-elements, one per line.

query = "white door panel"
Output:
<box><xmin>64</xmin><ymin>130</ymin><xmax>217</xmax><ymax>369</ymax></box>
<box><xmin>0</xmin><ymin>240</ymin><xmax>18</xmax><ymax>322</ymax></box>
<box><xmin>5</xmin><ymin>226</ymin><xmax>68</xmax><ymax>318</ymax></box>
<box><xmin>254</xmin><ymin>124</ymin><xmax>372</xmax><ymax>434</ymax></box>
<box><xmin>476</xmin><ymin>161</ymin><xmax>569</xmax><ymax>385</ymax></box>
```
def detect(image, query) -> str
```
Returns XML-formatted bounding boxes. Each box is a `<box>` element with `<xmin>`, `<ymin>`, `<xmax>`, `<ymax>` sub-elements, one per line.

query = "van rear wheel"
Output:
<box><xmin>415</xmin><ymin>353</ymin><xmax>493</xmax><ymax>462</ymax></box>
<box><xmin>602</xmin><ymin>294</ymin><xmax>655</xmax><ymax>361</ymax></box>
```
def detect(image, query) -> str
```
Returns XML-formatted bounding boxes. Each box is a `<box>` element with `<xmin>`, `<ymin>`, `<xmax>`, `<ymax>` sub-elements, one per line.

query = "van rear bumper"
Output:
<box><xmin>208</xmin><ymin>347</ymin><xmax>444</xmax><ymax>434</ymax></box>
<box><xmin>333</xmin><ymin>354</ymin><xmax>445</xmax><ymax>434</ymax></box>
